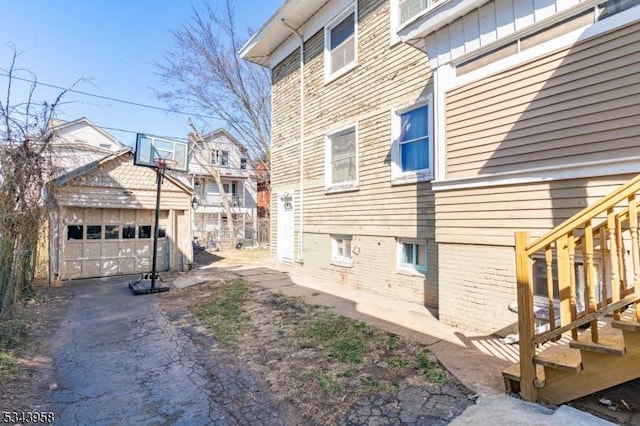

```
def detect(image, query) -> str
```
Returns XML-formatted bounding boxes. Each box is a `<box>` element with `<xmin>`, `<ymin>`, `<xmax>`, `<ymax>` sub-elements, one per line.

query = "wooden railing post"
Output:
<box><xmin>557</xmin><ymin>235</ymin><xmax>572</xmax><ymax>330</ymax></box>
<box><xmin>607</xmin><ymin>208</ymin><xmax>621</xmax><ymax>321</ymax></box>
<box><xmin>585</xmin><ymin>221</ymin><xmax>599</xmax><ymax>341</ymax></box>
<box><xmin>515</xmin><ymin>231</ymin><xmax>537</xmax><ymax>401</ymax></box>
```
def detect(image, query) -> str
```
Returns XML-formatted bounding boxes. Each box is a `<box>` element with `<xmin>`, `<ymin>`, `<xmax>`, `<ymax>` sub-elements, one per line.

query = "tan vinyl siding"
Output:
<box><xmin>435</xmin><ymin>175</ymin><xmax>637</xmax><ymax>247</ymax></box>
<box><xmin>298</xmin><ymin>0</ymin><xmax>433</xmax><ymax>238</ymax></box>
<box><xmin>446</xmin><ymin>21</ymin><xmax>640</xmax><ymax>178</ymax></box>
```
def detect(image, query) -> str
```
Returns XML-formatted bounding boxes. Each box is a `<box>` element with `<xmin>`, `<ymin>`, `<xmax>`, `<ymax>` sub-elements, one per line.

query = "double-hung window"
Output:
<box><xmin>211</xmin><ymin>150</ymin><xmax>229</xmax><ymax>166</ymax></box>
<box><xmin>325</xmin><ymin>125</ymin><xmax>358</xmax><ymax>191</ymax></box>
<box><xmin>398</xmin><ymin>239</ymin><xmax>427</xmax><ymax>274</ymax></box>
<box><xmin>325</xmin><ymin>6</ymin><xmax>357</xmax><ymax>81</ymax></box>
<box><xmin>391</xmin><ymin>97</ymin><xmax>433</xmax><ymax>184</ymax></box>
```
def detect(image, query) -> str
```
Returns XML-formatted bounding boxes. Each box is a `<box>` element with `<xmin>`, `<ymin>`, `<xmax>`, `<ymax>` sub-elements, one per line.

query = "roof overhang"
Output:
<box><xmin>397</xmin><ymin>0</ymin><xmax>486</xmax><ymax>49</ymax></box>
<box><xmin>239</xmin><ymin>0</ymin><xmax>328</xmax><ymax>67</ymax></box>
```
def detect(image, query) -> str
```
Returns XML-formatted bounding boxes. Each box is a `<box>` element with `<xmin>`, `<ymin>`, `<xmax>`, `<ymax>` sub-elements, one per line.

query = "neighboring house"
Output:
<box><xmin>188</xmin><ymin>129</ymin><xmax>258</xmax><ymax>241</ymax></box>
<box><xmin>39</xmin><ymin>149</ymin><xmax>193</xmax><ymax>282</ymax></box>
<box><xmin>47</xmin><ymin>117</ymin><xmax>123</xmax><ymax>174</ymax></box>
<box><xmin>241</xmin><ymin>0</ymin><xmax>640</xmax><ymax>335</ymax></box>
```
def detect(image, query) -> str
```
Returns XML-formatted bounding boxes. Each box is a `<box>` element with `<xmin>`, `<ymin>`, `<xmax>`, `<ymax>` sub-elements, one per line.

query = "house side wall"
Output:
<box><xmin>303</xmin><ymin>232</ymin><xmax>438</xmax><ymax>306</ymax></box>
<box><xmin>435</xmin><ymin>20</ymin><xmax>640</xmax><ymax>333</ymax></box>
<box><xmin>446</xmin><ymin>21</ymin><xmax>640</xmax><ymax>179</ymax></box>
<box><xmin>300</xmin><ymin>0</ymin><xmax>433</xmax><ymax>237</ymax></box>
<box><xmin>271</xmin><ymin>47</ymin><xmax>303</xmax><ymax>257</ymax></box>
<box><xmin>269</xmin><ymin>0</ymin><xmax>436</xmax><ymax>304</ymax></box>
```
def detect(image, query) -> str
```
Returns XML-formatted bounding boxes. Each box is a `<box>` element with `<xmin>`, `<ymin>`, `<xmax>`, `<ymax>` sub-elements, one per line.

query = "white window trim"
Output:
<box><xmin>397</xmin><ymin>239</ymin><xmax>427</xmax><ymax>275</ymax></box>
<box><xmin>325</xmin><ymin>124</ymin><xmax>359</xmax><ymax>193</ymax></box>
<box><xmin>331</xmin><ymin>234</ymin><xmax>354</xmax><ymax>267</ymax></box>
<box><xmin>390</xmin><ymin>95</ymin><xmax>434</xmax><ymax>185</ymax></box>
<box><xmin>324</xmin><ymin>3</ymin><xmax>358</xmax><ymax>84</ymax></box>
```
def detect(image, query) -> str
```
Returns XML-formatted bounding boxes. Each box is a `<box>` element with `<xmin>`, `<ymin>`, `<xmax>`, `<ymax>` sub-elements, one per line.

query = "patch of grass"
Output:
<box><xmin>386</xmin><ymin>355</ymin><xmax>410</xmax><ymax>375</ymax></box>
<box><xmin>315</xmin><ymin>373</ymin><xmax>342</xmax><ymax>394</ymax></box>
<box><xmin>0</xmin><ymin>351</ymin><xmax>19</xmax><ymax>379</ymax></box>
<box><xmin>195</xmin><ymin>278</ymin><xmax>251</xmax><ymax>345</ymax></box>
<box><xmin>299</xmin><ymin>313</ymin><xmax>379</xmax><ymax>364</ymax></box>
<box><xmin>417</xmin><ymin>349</ymin><xmax>447</xmax><ymax>384</ymax></box>
<box><xmin>359</xmin><ymin>375</ymin><xmax>382</xmax><ymax>393</ymax></box>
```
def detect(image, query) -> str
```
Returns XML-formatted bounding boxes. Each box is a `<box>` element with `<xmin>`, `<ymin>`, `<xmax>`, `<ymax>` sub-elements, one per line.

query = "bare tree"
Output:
<box><xmin>188</xmin><ymin>121</ymin><xmax>238</xmax><ymax>247</ymax></box>
<box><xmin>155</xmin><ymin>0</ymin><xmax>271</xmax><ymax>173</ymax></box>
<box><xmin>0</xmin><ymin>51</ymin><xmax>67</xmax><ymax>317</ymax></box>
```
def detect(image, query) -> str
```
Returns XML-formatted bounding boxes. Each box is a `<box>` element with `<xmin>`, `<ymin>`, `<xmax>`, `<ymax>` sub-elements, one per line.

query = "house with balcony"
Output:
<box><xmin>188</xmin><ymin>129</ymin><xmax>258</xmax><ymax>242</ymax></box>
<box><xmin>243</xmin><ymin>0</ymin><xmax>640</xmax><ymax>404</ymax></box>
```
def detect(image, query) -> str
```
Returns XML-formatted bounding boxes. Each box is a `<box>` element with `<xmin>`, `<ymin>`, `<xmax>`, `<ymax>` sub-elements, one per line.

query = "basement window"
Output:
<box><xmin>331</xmin><ymin>235</ymin><xmax>353</xmax><ymax>267</ymax></box>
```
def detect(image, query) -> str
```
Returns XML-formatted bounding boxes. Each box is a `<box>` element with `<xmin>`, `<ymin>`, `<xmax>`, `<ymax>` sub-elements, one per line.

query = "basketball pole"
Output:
<box><xmin>150</xmin><ymin>165</ymin><xmax>164</xmax><ymax>292</ymax></box>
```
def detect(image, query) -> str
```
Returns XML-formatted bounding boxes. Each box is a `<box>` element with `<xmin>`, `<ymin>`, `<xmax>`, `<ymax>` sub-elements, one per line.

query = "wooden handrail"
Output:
<box><xmin>526</xmin><ymin>174</ymin><xmax>640</xmax><ymax>255</ymax></box>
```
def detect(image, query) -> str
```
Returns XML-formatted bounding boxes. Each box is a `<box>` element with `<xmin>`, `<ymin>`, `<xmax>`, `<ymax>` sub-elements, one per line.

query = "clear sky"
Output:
<box><xmin>0</xmin><ymin>1</ymin><xmax>281</xmax><ymax>146</ymax></box>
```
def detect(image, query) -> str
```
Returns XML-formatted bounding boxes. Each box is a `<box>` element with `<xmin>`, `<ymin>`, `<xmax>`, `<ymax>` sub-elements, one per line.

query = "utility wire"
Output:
<box><xmin>0</xmin><ymin>71</ymin><xmax>226</xmax><ymax>122</ymax></box>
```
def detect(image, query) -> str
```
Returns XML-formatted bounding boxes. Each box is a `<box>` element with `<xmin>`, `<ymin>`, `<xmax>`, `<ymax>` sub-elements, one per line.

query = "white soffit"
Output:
<box><xmin>239</xmin><ymin>0</ymin><xmax>329</xmax><ymax>67</ymax></box>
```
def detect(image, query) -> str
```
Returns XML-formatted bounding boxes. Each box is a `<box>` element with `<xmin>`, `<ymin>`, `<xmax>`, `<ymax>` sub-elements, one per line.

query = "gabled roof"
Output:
<box><xmin>54</xmin><ymin>148</ymin><xmax>193</xmax><ymax>194</ymax></box>
<box><xmin>51</xmin><ymin>117</ymin><xmax>124</xmax><ymax>148</ymax></box>
<box><xmin>201</xmin><ymin>128</ymin><xmax>249</xmax><ymax>155</ymax></box>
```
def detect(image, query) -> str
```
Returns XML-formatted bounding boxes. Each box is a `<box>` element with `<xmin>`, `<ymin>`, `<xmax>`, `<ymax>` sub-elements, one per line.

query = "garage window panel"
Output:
<box><xmin>87</xmin><ymin>225</ymin><xmax>102</xmax><ymax>240</ymax></box>
<box><xmin>105</xmin><ymin>225</ymin><xmax>119</xmax><ymax>240</ymax></box>
<box><xmin>123</xmin><ymin>226</ymin><xmax>136</xmax><ymax>239</ymax></box>
<box><xmin>67</xmin><ymin>225</ymin><xmax>84</xmax><ymax>240</ymax></box>
<box><xmin>138</xmin><ymin>225</ymin><xmax>152</xmax><ymax>239</ymax></box>
<box><xmin>158</xmin><ymin>226</ymin><xmax>167</xmax><ymax>238</ymax></box>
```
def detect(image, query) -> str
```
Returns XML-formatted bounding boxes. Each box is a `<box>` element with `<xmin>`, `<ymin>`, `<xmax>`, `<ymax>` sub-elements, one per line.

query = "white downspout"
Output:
<box><xmin>282</xmin><ymin>19</ymin><xmax>305</xmax><ymax>264</ymax></box>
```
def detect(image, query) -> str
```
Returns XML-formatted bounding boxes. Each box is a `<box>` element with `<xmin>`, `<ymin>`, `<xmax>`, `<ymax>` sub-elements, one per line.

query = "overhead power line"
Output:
<box><xmin>0</xmin><ymin>71</ymin><xmax>223</xmax><ymax>122</ymax></box>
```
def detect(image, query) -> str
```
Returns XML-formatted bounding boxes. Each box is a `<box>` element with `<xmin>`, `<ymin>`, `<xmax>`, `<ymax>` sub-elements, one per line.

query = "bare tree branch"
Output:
<box><xmin>154</xmin><ymin>0</ymin><xmax>271</xmax><ymax>172</ymax></box>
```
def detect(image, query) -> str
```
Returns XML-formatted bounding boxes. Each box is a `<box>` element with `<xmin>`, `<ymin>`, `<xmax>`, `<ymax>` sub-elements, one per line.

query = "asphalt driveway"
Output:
<box><xmin>46</xmin><ymin>275</ymin><xmax>300</xmax><ymax>425</ymax></box>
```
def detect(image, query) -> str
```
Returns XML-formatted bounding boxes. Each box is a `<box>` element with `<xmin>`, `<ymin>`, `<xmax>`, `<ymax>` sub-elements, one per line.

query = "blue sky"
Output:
<box><xmin>0</xmin><ymin>1</ymin><xmax>281</xmax><ymax>146</ymax></box>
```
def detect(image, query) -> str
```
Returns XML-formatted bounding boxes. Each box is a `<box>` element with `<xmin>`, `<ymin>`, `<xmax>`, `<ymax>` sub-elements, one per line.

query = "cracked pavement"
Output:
<box><xmin>45</xmin><ymin>276</ymin><xmax>303</xmax><ymax>425</ymax></box>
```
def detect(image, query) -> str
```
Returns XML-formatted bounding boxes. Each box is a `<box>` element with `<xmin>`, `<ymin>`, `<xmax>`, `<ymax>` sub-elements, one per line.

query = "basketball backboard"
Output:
<box><xmin>134</xmin><ymin>134</ymin><xmax>189</xmax><ymax>172</ymax></box>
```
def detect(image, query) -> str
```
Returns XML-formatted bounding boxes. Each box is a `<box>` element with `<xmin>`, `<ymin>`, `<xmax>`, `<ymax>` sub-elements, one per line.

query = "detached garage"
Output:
<box><xmin>44</xmin><ymin>149</ymin><xmax>193</xmax><ymax>282</ymax></box>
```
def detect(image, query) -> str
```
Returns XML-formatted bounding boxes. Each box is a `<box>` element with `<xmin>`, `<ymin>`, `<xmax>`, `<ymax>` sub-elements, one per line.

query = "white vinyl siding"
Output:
<box><xmin>325</xmin><ymin>5</ymin><xmax>358</xmax><ymax>82</ymax></box>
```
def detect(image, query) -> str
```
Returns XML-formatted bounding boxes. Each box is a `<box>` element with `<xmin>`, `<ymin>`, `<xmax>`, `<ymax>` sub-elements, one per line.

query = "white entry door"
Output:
<box><xmin>277</xmin><ymin>192</ymin><xmax>294</xmax><ymax>261</ymax></box>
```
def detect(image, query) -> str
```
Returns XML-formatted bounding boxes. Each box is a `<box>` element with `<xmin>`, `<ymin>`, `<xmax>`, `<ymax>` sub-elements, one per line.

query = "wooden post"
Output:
<box><xmin>568</xmin><ymin>234</ymin><xmax>578</xmax><ymax>340</ymax></box>
<box><xmin>628</xmin><ymin>196</ymin><xmax>640</xmax><ymax>322</ymax></box>
<box><xmin>607</xmin><ymin>208</ymin><xmax>621</xmax><ymax>321</ymax></box>
<box><xmin>545</xmin><ymin>247</ymin><xmax>556</xmax><ymax>334</ymax></box>
<box><xmin>585</xmin><ymin>221</ymin><xmax>599</xmax><ymax>342</ymax></box>
<box><xmin>515</xmin><ymin>231</ymin><xmax>537</xmax><ymax>401</ymax></box>
<box><xmin>557</xmin><ymin>235</ymin><xmax>572</xmax><ymax>329</ymax></box>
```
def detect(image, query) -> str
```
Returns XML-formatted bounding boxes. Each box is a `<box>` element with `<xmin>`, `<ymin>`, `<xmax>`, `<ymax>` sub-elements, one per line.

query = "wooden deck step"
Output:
<box><xmin>534</xmin><ymin>345</ymin><xmax>582</xmax><ymax>372</ymax></box>
<box><xmin>570</xmin><ymin>326</ymin><xmax>626</xmax><ymax>356</ymax></box>
<box><xmin>502</xmin><ymin>363</ymin><xmax>546</xmax><ymax>390</ymax></box>
<box><xmin>612</xmin><ymin>319</ymin><xmax>640</xmax><ymax>332</ymax></box>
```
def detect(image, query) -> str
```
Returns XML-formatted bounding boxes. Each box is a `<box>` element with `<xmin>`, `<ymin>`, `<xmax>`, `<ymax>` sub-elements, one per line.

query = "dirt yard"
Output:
<box><xmin>161</xmin><ymin>248</ymin><xmax>475</xmax><ymax>424</ymax></box>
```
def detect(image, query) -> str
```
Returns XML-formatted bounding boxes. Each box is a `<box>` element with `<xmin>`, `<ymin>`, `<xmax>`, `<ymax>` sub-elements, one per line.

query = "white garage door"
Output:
<box><xmin>63</xmin><ymin>208</ymin><xmax>170</xmax><ymax>280</ymax></box>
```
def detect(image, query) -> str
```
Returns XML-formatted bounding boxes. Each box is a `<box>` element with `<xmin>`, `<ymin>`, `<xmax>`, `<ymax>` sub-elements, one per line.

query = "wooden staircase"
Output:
<box><xmin>503</xmin><ymin>175</ymin><xmax>640</xmax><ymax>404</ymax></box>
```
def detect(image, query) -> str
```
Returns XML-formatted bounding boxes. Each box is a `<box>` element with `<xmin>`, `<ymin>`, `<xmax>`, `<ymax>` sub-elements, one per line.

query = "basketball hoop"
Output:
<box><xmin>153</xmin><ymin>157</ymin><xmax>178</xmax><ymax>171</ymax></box>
